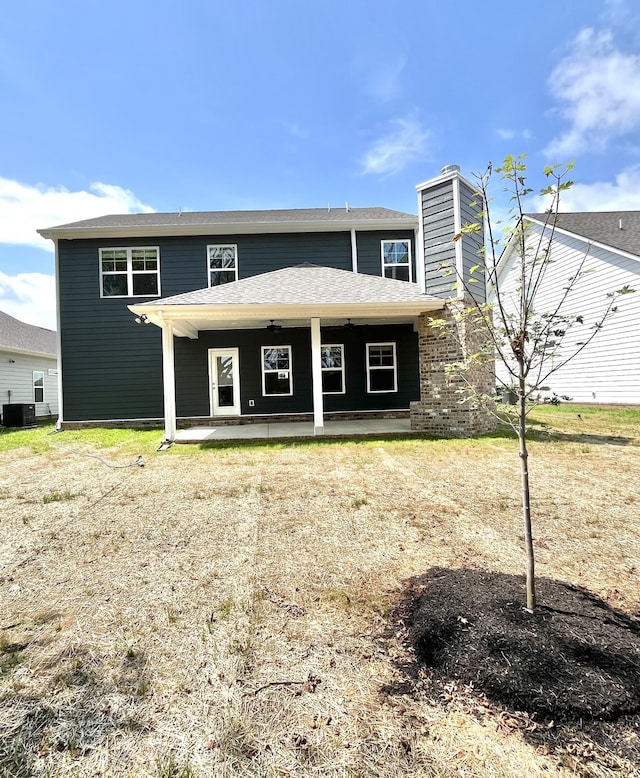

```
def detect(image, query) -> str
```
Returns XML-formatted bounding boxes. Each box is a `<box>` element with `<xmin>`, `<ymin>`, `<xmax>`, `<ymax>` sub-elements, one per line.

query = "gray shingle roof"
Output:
<box><xmin>526</xmin><ymin>212</ymin><xmax>640</xmax><ymax>258</ymax></box>
<box><xmin>0</xmin><ymin>310</ymin><xmax>57</xmax><ymax>356</ymax></box>
<box><xmin>139</xmin><ymin>264</ymin><xmax>440</xmax><ymax>307</ymax></box>
<box><xmin>41</xmin><ymin>206</ymin><xmax>416</xmax><ymax>233</ymax></box>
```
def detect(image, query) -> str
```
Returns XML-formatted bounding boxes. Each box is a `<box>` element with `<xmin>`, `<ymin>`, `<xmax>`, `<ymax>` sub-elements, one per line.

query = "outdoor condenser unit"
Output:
<box><xmin>2</xmin><ymin>403</ymin><xmax>36</xmax><ymax>427</ymax></box>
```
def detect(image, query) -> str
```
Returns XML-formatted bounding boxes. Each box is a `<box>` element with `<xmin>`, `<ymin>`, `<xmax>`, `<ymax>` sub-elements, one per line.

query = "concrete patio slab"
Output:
<box><xmin>173</xmin><ymin>418</ymin><xmax>412</xmax><ymax>443</ymax></box>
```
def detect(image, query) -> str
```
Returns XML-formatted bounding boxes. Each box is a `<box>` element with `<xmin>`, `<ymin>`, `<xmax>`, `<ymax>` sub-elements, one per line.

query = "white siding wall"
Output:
<box><xmin>0</xmin><ymin>350</ymin><xmax>59</xmax><ymax>417</ymax></box>
<box><xmin>496</xmin><ymin>225</ymin><xmax>639</xmax><ymax>404</ymax></box>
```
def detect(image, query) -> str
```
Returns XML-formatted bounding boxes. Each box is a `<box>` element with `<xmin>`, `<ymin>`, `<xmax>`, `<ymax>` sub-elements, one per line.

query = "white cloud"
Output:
<box><xmin>0</xmin><ymin>177</ymin><xmax>155</xmax><ymax>252</ymax></box>
<box><xmin>532</xmin><ymin>164</ymin><xmax>640</xmax><ymax>211</ymax></box>
<box><xmin>546</xmin><ymin>28</ymin><xmax>640</xmax><ymax>157</ymax></box>
<box><xmin>352</xmin><ymin>51</ymin><xmax>406</xmax><ymax>103</ymax></box>
<box><xmin>366</xmin><ymin>56</ymin><xmax>407</xmax><ymax>102</ymax></box>
<box><xmin>497</xmin><ymin>128</ymin><xmax>532</xmax><ymax>141</ymax></box>
<box><xmin>0</xmin><ymin>271</ymin><xmax>56</xmax><ymax>330</ymax></box>
<box><xmin>361</xmin><ymin>117</ymin><xmax>430</xmax><ymax>176</ymax></box>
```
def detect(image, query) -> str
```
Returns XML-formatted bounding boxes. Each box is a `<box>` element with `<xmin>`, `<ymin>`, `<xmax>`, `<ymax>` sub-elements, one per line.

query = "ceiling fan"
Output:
<box><xmin>267</xmin><ymin>320</ymin><xmax>282</xmax><ymax>331</ymax></box>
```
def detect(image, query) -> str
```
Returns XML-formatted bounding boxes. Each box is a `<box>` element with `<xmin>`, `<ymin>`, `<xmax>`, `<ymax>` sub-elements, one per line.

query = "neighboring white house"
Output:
<box><xmin>496</xmin><ymin>212</ymin><xmax>639</xmax><ymax>405</ymax></box>
<box><xmin>0</xmin><ymin>310</ymin><xmax>59</xmax><ymax>420</ymax></box>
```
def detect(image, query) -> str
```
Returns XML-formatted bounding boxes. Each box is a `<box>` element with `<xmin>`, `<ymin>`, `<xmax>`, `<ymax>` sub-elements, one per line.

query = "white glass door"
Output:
<box><xmin>208</xmin><ymin>348</ymin><xmax>240</xmax><ymax>416</ymax></box>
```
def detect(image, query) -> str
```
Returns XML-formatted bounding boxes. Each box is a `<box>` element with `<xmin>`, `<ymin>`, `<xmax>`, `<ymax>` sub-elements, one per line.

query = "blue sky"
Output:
<box><xmin>2</xmin><ymin>0</ymin><xmax>640</xmax><ymax>329</ymax></box>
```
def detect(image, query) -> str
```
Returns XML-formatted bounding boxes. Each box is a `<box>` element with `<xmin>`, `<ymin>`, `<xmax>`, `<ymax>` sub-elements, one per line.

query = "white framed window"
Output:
<box><xmin>321</xmin><ymin>344</ymin><xmax>345</xmax><ymax>394</ymax></box>
<box><xmin>382</xmin><ymin>240</ymin><xmax>412</xmax><ymax>282</ymax></box>
<box><xmin>33</xmin><ymin>370</ymin><xmax>45</xmax><ymax>403</ymax></box>
<box><xmin>262</xmin><ymin>346</ymin><xmax>293</xmax><ymax>396</ymax></box>
<box><xmin>208</xmin><ymin>245</ymin><xmax>238</xmax><ymax>286</ymax></box>
<box><xmin>366</xmin><ymin>343</ymin><xmax>397</xmax><ymax>393</ymax></box>
<box><xmin>100</xmin><ymin>247</ymin><xmax>160</xmax><ymax>298</ymax></box>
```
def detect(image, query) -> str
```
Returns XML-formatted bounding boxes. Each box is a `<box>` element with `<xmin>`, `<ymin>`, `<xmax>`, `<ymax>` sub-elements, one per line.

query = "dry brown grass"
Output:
<box><xmin>0</xmin><ymin>409</ymin><xmax>638</xmax><ymax>777</ymax></box>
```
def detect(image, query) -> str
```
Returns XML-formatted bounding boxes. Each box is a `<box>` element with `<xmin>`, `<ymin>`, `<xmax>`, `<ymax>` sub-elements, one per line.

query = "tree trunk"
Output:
<box><xmin>518</xmin><ymin>379</ymin><xmax>536</xmax><ymax>611</ymax></box>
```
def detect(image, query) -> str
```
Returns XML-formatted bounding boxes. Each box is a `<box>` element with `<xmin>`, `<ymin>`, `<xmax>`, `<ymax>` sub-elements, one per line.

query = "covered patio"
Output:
<box><xmin>173</xmin><ymin>416</ymin><xmax>412</xmax><ymax>443</ymax></box>
<box><xmin>129</xmin><ymin>264</ymin><xmax>445</xmax><ymax>442</ymax></box>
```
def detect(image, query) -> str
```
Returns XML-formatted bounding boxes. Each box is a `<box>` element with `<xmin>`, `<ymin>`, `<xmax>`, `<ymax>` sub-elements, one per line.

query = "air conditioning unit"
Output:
<box><xmin>2</xmin><ymin>403</ymin><xmax>37</xmax><ymax>427</ymax></box>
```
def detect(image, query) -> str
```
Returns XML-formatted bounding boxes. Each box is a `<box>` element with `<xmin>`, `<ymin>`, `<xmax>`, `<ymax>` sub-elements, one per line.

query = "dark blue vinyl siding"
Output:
<box><xmin>356</xmin><ymin>230</ymin><xmax>416</xmax><ymax>282</ymax></box>
<box><xmin>58</xmin><ymin>231</ymin><xmax>419</xmax><ymax>422</ymax></box>
<box><xmin>174</xmin><ymin>324</ymin><xmax>418</xmax><ymax>417</ymax></box>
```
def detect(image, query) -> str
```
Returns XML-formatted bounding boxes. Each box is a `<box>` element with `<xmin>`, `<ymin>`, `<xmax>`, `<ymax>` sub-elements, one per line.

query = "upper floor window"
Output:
<box><xmin>100</xmin><ymin>247</ymin><xmax>160</xmax><ymax>297</ymax></box>
<box><xmin>33</xmin><ymin>371</ymin><xmax>45</xmax><ymax>403</ymax></box>
<box><xmin>321</xmin><ymin>345</ymin><xmax>345</xmax><ymax>394</ymax></box>
<box><xmin>382</xmin><ymin>240</ymin><xmax>411</xmax><ymax>282</ymax></box>
<box><xmin>366</xmin><ymin>343</ymin><xmax>397</xmax><ymax>393</ymax></box>
<box><xmin>208</xmin><ymin>245</ymin><xmax>238</xmax><ymax>286</ymax></box>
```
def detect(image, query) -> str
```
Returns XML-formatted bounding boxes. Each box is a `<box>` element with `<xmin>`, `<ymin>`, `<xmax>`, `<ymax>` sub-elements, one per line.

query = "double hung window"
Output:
<box><xmin>366</xmin><ymin>343</ymin><xmax>397</xmax><ymax>393</ymax></box>
<box><xmin>321</xmin><ymin>345</ymin><xmax>345</xmax><ymax>394</ymax></box>
<box><xmin>100</xmin><ymin>247</ymin><xmax>160</xmax><ymax>297</ymax></box>
<box><xmin>262</xmin><ymin>346</ymin><xmax>292</xmax><ymax>396</ymax></box>
<box><xmin>208</xmin><ymin>245</ymin><xmax>238</xmax><ymax>286</ymax></box>
<box><xmin>33</xmin><ymin>371</ymin><xmax>45</xmax><ymax>403</ymax></box>
<box><xmin>382</xmin><ymin>240</ymin><xmax>411</xmax><ymax>282</ymax></box>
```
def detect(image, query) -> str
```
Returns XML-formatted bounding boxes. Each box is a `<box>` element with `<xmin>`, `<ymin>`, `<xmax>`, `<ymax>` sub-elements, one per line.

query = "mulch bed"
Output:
<box><xmin>392</xmin><ymin>568</ymin><xmax>640</xmax><ymax>768</ymax></box>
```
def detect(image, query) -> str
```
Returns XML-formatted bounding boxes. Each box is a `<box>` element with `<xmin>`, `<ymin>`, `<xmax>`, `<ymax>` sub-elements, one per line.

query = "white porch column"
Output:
<box><xmin>310</xmin><ymin>317</ymin><xmax>324</xmax><ymax>435</ymax></box>
<box><xmin>161</xmin><ymin>319</ymin><xmax>177</xmax><ymax>441</ymax></box>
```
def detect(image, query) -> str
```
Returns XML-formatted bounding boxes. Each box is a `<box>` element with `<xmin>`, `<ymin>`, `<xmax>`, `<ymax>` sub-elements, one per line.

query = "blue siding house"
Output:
<box><xmin>39</xmin><ymin>166</ymin><xmax>494</xmax><ymax>441</ymax></box>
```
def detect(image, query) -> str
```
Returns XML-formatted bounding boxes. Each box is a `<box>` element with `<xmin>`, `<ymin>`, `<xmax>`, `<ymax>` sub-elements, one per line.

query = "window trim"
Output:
<box><xmin>381</xmin><ymin>239</ymin><xmax>412</xmax><ymax>282</ymax></box>
<box><xmin>99</xmin><ymin>246</ymin><xmax>161</xmax><ymax>298</ymax></box>
<box><xmin>33</xmin><ymin>370</ymin><xmax>45</xmax><ymax>403</ymax></box>
<box><xmin>321</xmin><ymin>343</ymin><xmax>346</xmax><ymax>395</ymax></box>
<box><xmin>207</xmin><ymin>244</ymin><xmax>239</xmax><ymax>287</ymax></box>
<box><xmin>366</xmin><ymin>342</ymin><xmax>397</xmax><ymax>394</ymax></box>
<box><xmin>261</xmin><ymin>345</ymin><xmax>293</xmax><ymax>397</ymax></box>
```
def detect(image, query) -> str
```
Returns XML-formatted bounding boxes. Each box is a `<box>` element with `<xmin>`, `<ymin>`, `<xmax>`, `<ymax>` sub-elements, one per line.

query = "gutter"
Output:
<box><xmin>37</xmin><ymin>218</ymin><xmax>418</xmax><ymax>241</ymax></box>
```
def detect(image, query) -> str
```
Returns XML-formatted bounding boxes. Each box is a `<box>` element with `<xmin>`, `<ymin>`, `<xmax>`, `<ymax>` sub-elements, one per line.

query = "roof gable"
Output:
<box><xmin>0</xmin><ymin>310</ymin><xmax>57</xmax><ymax>356</ymax></box>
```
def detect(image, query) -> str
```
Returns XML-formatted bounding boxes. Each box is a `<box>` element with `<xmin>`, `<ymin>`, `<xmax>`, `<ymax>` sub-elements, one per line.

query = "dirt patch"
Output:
<box><xmin>393</xmin><ymin>567</ymin><xmax>640</xmax><ymax>766</ymax></box>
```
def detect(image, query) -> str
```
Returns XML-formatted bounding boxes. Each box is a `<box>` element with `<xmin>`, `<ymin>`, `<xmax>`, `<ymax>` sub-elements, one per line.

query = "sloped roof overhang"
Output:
<box><xmin>38</xmin><ymin>208</ymin><xmax>418</xmax><ymax>241</ymax></box>
<box><xmin>127</xmin><ymin>264</ymin><xmax>446</xmax><ymax>337</ymax></box>
<box><xmin>128</xmin><ymin>299</ymin><xmax>445</xmax><ymax>337</ymax></box>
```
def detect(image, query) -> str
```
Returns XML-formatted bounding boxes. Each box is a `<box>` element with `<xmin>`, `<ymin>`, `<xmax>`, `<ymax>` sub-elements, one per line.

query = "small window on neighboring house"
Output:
<box><xmin>262</xmin><ymin>346</ymin><xmax>292</xmax><ymax>396</ymax></box>
<box><xmin>33</xmin><ymin>371</ymin><xmax>44</xmax><ymax>403</ymax></box>
<box><xmin>366</xmin><ymin>343</ymin><xmax>397</xmax><ymax>393</ymax></box>
<box><xmin>100</xmin><ymin>247</ymin><xmax>160</xmax><ymax>297</ymax></box>
<box><xmin>382</xmin><ymin>240</ymin><xmax>411</xmax><ymax>282</ymax></box>
<box><xmin>321</xmin><ymin>344</ymin><xmax>345</xmax><ymax>394</ymax></box>
<box><xmin>208</xmin><ymin>245</ymin><xmax>238</xmax><ymax>286</ymax></box>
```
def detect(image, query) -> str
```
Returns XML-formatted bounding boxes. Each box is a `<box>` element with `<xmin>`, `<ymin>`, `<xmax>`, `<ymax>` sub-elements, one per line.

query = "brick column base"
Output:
<box><xmin>410</xmin><ymin>303</ymin><xmax>496</xmax><ymax>437</ymax></box>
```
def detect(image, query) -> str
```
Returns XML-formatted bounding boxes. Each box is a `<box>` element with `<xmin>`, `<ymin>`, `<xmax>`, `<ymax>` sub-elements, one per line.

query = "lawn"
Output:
<box><xmin>0</xmin><ymin>406</ymin><xmax>638</xmax><ymax>777</ymax></box>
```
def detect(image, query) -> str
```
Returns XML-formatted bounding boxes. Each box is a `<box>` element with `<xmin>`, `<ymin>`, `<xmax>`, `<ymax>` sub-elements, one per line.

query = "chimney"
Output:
<box><xmin>415</xmin><ymin>165</ymin><xmax>485</xmax><ymax>303</ymax></box>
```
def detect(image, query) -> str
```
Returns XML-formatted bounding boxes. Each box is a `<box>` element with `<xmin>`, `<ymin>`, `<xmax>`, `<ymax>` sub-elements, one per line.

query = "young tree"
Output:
<box><xmin>434</xmin><ymin>156</ymin><xmax>634</xmax><ymax>612</ymax></box>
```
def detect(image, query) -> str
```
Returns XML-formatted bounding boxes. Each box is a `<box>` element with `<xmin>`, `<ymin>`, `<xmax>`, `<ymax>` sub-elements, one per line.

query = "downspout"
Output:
<box><xmin>53</xmin><ymin>237</ymin><xmax>64</xmax><ymax>430</ymax></box>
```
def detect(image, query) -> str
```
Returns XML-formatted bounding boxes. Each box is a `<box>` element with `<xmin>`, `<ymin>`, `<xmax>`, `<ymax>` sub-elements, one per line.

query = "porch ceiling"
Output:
<box><xmin>127</xmin><ymin>302</ymin><xmax>444</xmax><ymax>338</ymax></box>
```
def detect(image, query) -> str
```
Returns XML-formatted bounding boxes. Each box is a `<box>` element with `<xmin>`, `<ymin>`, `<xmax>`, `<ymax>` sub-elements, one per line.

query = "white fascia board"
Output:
<box><xmin>129</xmin><ymin>300</ymin><xmax>445</xmax><ymax>330</ymax></box>
<box><xmin>38</xmin><ymin>217</ymin><xmax>418</xmax><ymax>242</ymax></box>
<box><xmin>0</xmin><ymin>346</ymin><xmax>57</xmax><ymax>359</ymax></box>
<box><xmin>524</xmin><ymin>216</ymin><xmax>640</xmax><ymax>265</ymax></box>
